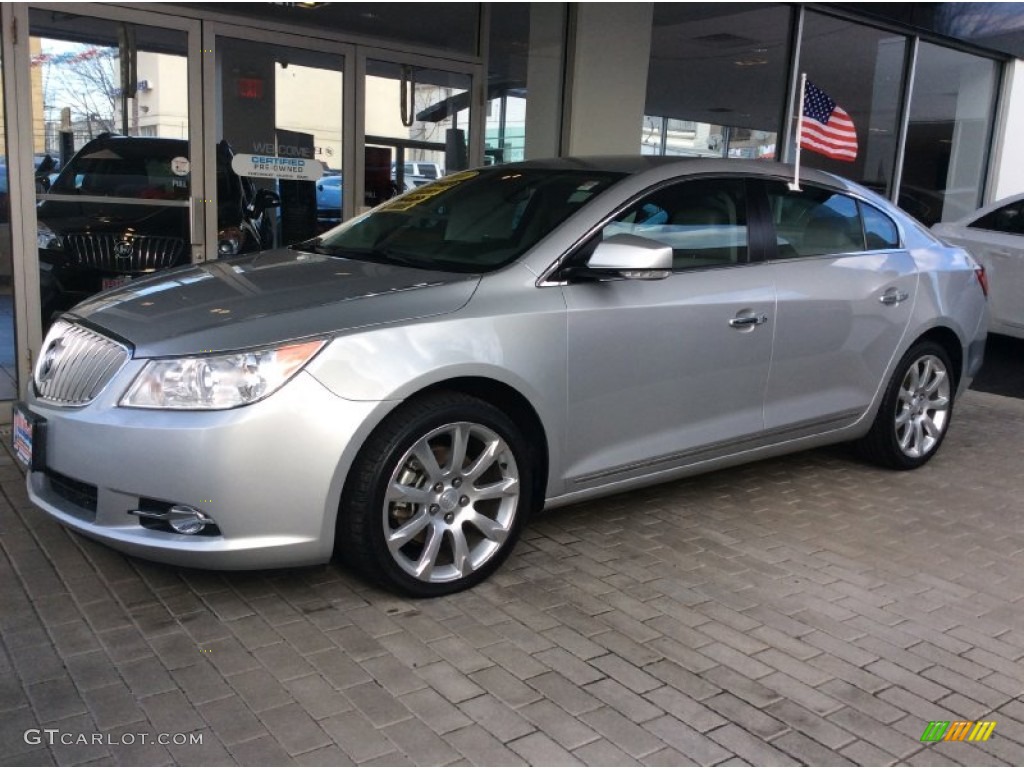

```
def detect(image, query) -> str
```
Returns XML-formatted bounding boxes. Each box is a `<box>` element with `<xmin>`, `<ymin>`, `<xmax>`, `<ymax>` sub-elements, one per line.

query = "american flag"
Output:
<box><xmin>799</xmin><ymin>80</ymin><xmax>858</xmax><ymax>162</ymax></box>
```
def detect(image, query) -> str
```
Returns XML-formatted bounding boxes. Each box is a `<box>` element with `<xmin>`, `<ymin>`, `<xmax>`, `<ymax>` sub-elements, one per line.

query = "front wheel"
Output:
<box><xmin>856</xmin><ymin>341</ymin><xmax>955</xmax><ymax>470</ymax></box>
<box><xmin>337</xmin><ymin>392</ymin><xmax>533</xmax><ymax>597</ymax></box>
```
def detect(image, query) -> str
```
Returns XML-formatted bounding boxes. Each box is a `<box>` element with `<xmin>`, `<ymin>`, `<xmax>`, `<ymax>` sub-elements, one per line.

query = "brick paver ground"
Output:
<box><xmin>2</xmin><ymin>390</ymin><xmax>1023</xmax><ymax>766</ymax></box>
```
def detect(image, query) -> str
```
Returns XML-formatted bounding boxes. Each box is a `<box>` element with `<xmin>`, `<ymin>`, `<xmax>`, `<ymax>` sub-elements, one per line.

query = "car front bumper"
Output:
<box><xmin>24</xmin><ymin>369</ymin><xmax>381</xmax><ymax>569</ymax></box>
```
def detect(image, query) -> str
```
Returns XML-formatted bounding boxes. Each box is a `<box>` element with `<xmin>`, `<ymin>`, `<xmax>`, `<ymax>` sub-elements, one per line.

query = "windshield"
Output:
<box><xmin>312</xmin><ymin>168</ymin><xmax>624</xmax><ymax>272</ymax></box>
<box><xmin>50</xmin><ymin>140</ymin><xmax>192</xmax><ymax>200</ymax></box>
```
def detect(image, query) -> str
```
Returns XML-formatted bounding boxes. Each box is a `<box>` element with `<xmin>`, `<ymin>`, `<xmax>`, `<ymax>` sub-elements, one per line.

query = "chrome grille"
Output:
<box><xmin>34</xmin><ymin>320</ymin><xmax>130</xmax><ymax>406</ymax></box>
<box><xmin>64</xmin><ymin>233</ymin><xmax>186</xmax><ymax>274</ymax></box>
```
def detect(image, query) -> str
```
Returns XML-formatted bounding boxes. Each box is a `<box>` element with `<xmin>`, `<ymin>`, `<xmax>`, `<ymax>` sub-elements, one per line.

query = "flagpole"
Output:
<box><xmin>789</xmin><ymin>72</ymin><xmax>807</xmax><ymax>191</ymax></box>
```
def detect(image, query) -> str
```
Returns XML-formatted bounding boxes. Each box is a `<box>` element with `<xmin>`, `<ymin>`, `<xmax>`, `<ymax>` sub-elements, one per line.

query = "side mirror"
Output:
<box><xmin>253</xmin><ymin>188</ymin><xmax>281</xmax><ymax>211</ymax></box>
<box><xmin>582</xmin><ymin>233</ymin><xmax>672</xmax><ymax>280</ymax></box>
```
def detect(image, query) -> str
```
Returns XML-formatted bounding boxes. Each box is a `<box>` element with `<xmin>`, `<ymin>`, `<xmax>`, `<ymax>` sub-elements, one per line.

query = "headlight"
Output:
<box><xmin>217</xmin><ymin>226</ymin><xmax>244</xmax><ymax>256</ymax></box>
<box><xmin>37</xmin><ymin>222</ymin><xmax>63</xmax><ymax>250</ymax></box>
<box><xmin>121</xmin><ymin>339</ymin><xmax>326</xmax><ymax>409</ymax></box>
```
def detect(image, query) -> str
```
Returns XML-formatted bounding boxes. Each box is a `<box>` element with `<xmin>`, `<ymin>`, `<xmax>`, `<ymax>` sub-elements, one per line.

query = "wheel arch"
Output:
<box><xmin>333</xmin><ymin>376</ymin><xmax>550</xmax><ymax>594</ymax></box>
<box><xmin>391</xmin><ymin>376</ymin><xmax>550</xmax><ymax>513</ymax></box>
<box><xmin>912</xmin><ymin>325</ymin><xmax>964</xmax><ymax>391</ymax></box>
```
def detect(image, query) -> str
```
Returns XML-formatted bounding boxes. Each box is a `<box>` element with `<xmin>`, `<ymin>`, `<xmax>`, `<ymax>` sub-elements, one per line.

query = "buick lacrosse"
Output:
<box><xmin>15</xmin><ymin>157</ymin><xmax>988</xmax><ymax>596</ymax></box>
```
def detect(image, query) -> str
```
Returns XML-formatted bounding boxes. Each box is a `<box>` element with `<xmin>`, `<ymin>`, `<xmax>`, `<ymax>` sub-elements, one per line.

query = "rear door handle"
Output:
<box><xmin>879</xmin><ymin>287</ymin><xmax>909</xmax><ymax>306</ymax></box>
<box><xmin>729</xmin><ymin>313</ymin><xmax>768</xmax><ymax>328</ymax></box>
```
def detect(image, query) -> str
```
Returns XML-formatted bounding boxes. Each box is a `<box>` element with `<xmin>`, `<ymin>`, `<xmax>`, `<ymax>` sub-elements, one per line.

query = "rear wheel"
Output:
<box><xmin>337</xmin><ymin>392</ymin><xmax>532</xmax><ymax>596</ymax></box>
<box><xmin>857</xmin><ymin>341</ymin><xmax>954</xmax><ymax>470</ymax></box>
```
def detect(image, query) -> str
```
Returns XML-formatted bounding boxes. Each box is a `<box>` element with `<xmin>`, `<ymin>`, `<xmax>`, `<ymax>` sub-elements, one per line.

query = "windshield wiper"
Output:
<box><xmin>291</xmin><ymin>237</ymin><xmax>322</xmax><ymax>252</ymax></box>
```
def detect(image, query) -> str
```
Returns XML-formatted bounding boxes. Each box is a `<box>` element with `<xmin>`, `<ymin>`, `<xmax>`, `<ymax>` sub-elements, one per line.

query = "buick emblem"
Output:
<box><xmin>38</xmin><ymin>338</ymin><xmax>65</xmax><ymax>383</ymax></box>
<box><xmin>114</xmin><ymin>240</ymin><xmax>134</xmax><ymax>259</ymax></box>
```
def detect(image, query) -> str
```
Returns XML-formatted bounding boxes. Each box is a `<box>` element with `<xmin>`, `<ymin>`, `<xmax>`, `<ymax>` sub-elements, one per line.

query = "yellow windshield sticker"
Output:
<box><xmin>380</xmin><ymin>170</ymin><xmax>480</xmax><ymax>212</ymax></box>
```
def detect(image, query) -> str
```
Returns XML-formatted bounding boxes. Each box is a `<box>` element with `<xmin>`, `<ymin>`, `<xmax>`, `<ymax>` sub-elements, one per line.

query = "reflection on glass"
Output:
<box><xmin>643</xmin><ymin>4</ymin><xmax>790</xmax><ymax>160</ymax></box>
<box><xmin>187</xmin><ymin>3</ymin><xmax>480</xmax><ymax>57</ymax></box>
<box><xmin>271</xmin><ymin>53</ymin><xmax>344</xmax><ymax>236</ymax></box>
<box><xmin>365</xmin><ymin>62</ymin><xmax>471</xmax><ymax>212</ymax></box>
<box><xmin>485</xmin><ymin>3</ymin><xmax>565</xmax><ymax>164</ymax></box>
<box><xmin>30</xmin><ymin>14</ymin><xmax>190</xmax><ymax>328</ymax></box>
<box><xmin>901</xmin><ymin>42</ymin><xmax>998</xmax><ymax>226</ymax></box>
<box><xmin>0</xmin><ymin>50</ymin><xmax>16</xmax><ymax>400</ymax></box>
<box><xmin>797</xmin><ymin>12</ymin><xmax>907</xmax><ymax>196</ymax></box>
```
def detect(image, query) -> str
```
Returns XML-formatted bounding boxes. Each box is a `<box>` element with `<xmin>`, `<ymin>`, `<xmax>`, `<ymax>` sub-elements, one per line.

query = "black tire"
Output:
<box><xmin>336</xmin><ymin>391</ymin><xmax>533</xmax><ymax>597</ymax></box>
<box><xmin>856</xmin><ymin>340</ymin><xmax>955</xmax><ymax>470</ymax></box>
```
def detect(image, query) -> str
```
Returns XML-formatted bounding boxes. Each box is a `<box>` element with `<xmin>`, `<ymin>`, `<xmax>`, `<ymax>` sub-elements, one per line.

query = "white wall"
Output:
<box><xmin>564</xmin><ymin>3</ymin><xmax>653</xmax><ymax>156</ymax></box>
<box><xmin>990</xmin><ymin>59</ymin><xmax>1024</xmax><ymax>201</ymax></box>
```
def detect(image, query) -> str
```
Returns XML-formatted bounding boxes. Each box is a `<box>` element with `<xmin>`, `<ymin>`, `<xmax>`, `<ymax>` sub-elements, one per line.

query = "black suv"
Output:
<box><xmin>38</xmin><ymin>134</ymin><xmax>279</xmax><ymax>321</ymax></box>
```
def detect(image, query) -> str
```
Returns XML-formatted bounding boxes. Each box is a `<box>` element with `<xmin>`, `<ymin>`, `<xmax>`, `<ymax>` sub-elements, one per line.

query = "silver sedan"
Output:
<box><xmin>16</xmin><ymin>158</ymin><xmax>989</xmax><ymax>596</ymax></box>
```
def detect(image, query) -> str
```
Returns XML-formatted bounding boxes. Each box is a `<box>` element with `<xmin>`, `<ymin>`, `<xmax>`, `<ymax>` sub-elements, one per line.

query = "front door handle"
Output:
<box><xmin>879</xmin><ymin>287</ymin><xmax>909</xmax><ymax>306</ymax></box>
<box><xmin>729</xmin><ymin>313</ymin><xmax>769</xmax><ymax>328</ymax></box>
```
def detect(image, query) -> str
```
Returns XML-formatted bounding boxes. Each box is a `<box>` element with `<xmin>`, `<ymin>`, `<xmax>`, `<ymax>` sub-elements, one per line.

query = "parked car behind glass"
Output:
<box><xmin>17</xmin><ymin>157</ymin><xmax>988</xmax><ymax>597</ymax></box>
<box><xmin>315</xmin><ymin>174</ymin><xmax>342</xmax><ymax>230</ymax></box>
<box><xmin>933</xmin><ymin>193</ymin><xmax>1024</xmax><ymax>339</ymax></box>
<box><xmin>37</xmin><ymin>134</ymin><xmax>279</xmax><ymax>323</ymax></box>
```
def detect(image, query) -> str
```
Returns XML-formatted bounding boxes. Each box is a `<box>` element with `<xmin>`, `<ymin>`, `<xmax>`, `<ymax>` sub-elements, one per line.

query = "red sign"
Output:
<box><xmin>238</xmin><ymin>77</ymin><xmax>264</xmax><ymax>100</ymax></box>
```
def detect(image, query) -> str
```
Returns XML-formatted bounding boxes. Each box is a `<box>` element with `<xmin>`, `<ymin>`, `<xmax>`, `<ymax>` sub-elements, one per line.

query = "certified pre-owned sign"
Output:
<box><xmin>231</xmin><ymin>154</ymin><xmax>323</xmax><ymax>181</ymax></box>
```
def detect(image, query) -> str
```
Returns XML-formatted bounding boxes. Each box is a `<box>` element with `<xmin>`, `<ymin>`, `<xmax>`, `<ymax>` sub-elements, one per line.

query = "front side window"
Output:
<box><xmin>970</xmin><ymin>201</ymin><xmax>1024</xmax><ymax>235</ymax></box>
<box><xmin>313</xmin><ymin>168</ymin><xmax>623</xmax><ymax>273</ymax></box>
<box><xmin>766</xmin><ymin>182</ymin><xmax>865</xmax><ymax>257</ymax></box>
<box><xmin>600</xmin><ymin>178</ymin><xmax>749</xmax><ymax>270</ymax></box>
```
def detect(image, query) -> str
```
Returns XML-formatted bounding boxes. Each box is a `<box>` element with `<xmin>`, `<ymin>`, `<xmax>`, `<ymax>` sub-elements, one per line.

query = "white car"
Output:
<box><xmin>934</xmin><ymin>194</ymin><xmax>1024</xmax><ymax>339</ymax></box>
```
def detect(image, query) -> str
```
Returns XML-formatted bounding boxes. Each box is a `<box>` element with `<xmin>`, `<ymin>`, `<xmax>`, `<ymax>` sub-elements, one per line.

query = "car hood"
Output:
<box><xmin>66</xmin><ymin>247</ymin><xmax>481</xmax><ymax>357</ymax></box>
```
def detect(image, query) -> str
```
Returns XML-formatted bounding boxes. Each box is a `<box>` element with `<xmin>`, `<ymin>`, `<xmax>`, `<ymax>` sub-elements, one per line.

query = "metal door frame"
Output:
<box><xmin>4</xmin><ymin>3</ymin><xmax>203</xmax><ymax>396</ymax></box>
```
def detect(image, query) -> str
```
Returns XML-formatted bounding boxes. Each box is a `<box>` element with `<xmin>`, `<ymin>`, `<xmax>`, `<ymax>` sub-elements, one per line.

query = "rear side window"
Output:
<box><xmin>766</xmin><ymin>182</ymin><xmax>864</xmax><ymax>257</ymax></box>
<box><xmin>970</xmin><ymin>200</ymin><xmax>1024</xmax><ymax>234</ymax></box>
<box><xmin>860</xmin><ymin>202</ymin><xmax>899</xmax><ymax>249</ymax></box>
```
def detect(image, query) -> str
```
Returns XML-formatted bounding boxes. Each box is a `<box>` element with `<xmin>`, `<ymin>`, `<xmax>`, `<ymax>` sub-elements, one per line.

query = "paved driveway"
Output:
<box><xmin>2</xmin><ymin>391</ymin><xmax>1024</xmax><ymax>766</ymax></box>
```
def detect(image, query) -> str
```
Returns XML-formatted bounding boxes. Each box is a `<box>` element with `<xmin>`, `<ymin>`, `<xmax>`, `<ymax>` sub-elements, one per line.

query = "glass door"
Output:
<box><xmin>0</xmin><ymin>18</ymin><xmax>17</xmax><ymax>401</ymax></box>
<box><xmin>360</xmin><ymin>55</ymin><xmax>476</xmax><ymax>212</ymax></box>
<box><xmin>29</xmin><ymin>8</ymin><xmax>201</xmax><ymax>333</ymax></box>
<box><xmin>205</xmin><ymin>26</ymin><xmax>350</xmax><ymax>252</ymax></box>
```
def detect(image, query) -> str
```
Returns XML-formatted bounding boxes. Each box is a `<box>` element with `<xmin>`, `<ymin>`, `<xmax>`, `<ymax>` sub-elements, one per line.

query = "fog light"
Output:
<box><xmin>168</xmin><ymin>506</ymin><xmax>213</xmax><ymax>535</ymax></box>
<box><xmin>129</xmin><ymin>504</ymin><xmax>215</xmax><ymax>535</ymax></box>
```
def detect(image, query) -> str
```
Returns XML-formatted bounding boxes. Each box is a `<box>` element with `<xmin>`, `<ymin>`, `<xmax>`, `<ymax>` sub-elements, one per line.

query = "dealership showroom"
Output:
<box><xmin>4</xmin><ymin>2</ymin><xmax>1024</xmax><ymax>766</ymax></box>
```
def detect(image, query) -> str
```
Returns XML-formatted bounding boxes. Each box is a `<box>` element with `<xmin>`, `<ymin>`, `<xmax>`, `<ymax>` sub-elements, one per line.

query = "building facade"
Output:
<box><xmin>0</xmin><ymin>1</ymin><xmax>1019</xmax><ymax>410</ymax></box>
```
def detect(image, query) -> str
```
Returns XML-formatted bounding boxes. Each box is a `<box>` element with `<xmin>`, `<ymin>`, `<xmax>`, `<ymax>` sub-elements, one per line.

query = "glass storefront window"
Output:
<box><xmin>0</xmin><ymin>45</ymin><xmax>16</xmax><ymax>400</ymax></box>
<box><xmin>30</xmin><ymin>11</ymin><xmax>191</xmax><ymax>329</ymax></box>
<box><xmin>485</xmin><ymin>3</ymin><xmax>566</xmax><ymax>164</ymax></box>
<box><xmin>364</xmin><ymin>61</ymin><xmax>470</xmax><ymax>211</ymax></box>
<box><xmin>643</xmin><ymin>4</ymin><xmax>791</xmax><ymax>160</ymax></box>
<box><xmin>795</xmin><ymin>12</ymin><xmax>908</xmax><ymax>198</ymax></box>
<box><xmin>901</xmin><ymin>42</ymin><xmax>999</xmax><ymax>225</ymax></box>
<box><xmin>216</xmin><ymin>37</ymin><xmax>344</xmax><ymax>243</ymax></box>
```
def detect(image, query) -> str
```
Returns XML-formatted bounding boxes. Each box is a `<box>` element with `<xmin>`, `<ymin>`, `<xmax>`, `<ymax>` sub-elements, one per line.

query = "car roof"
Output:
<box><xmin>949</xmin><ymin>190</ymin><xmax>1024</xmax><ymax>226</ymax></box>
<box><xmin>507</xmin><ymin>155</ymin><xmax>856</xmax><ymax>192</ymax></box>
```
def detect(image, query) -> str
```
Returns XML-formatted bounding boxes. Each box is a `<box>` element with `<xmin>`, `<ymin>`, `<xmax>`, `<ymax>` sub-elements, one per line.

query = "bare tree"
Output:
<box><xmin>40</xmin><ymin>45</ymin><xmax>121</xmax><ymax>142</ymax></box>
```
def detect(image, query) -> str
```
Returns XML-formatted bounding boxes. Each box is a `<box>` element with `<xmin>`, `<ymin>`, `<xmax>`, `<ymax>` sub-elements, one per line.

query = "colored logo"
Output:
<box><xmin>921</xmin><ymin>721</ymin><xmax>996</xmax><ymax>742</ymax></box>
